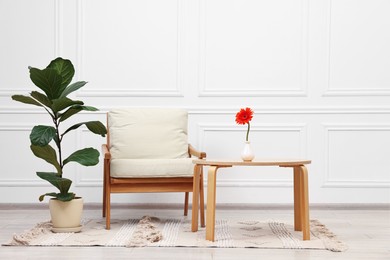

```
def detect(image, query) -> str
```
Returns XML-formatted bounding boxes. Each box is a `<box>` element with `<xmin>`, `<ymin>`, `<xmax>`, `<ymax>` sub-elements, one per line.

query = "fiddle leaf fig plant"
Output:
<box><xmin>12</xmin><ymin>57</ymin><xmax>107</xmax><ymax>202</ymax></box>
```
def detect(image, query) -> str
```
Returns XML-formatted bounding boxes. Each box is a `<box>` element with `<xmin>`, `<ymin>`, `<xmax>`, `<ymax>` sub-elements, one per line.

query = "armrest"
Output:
<box><xmin>102</xmin><ymin>144</ymin><xmax>111</xmax><ymax>160</ymax></box>
<box><xmin>188</xmin><ymin>144</ymin><xmax>206</xmax><ymax>159</ymax></box>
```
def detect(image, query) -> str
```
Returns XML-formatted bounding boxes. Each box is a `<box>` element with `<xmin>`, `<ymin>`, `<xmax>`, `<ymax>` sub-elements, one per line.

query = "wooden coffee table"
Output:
<box><xmin>191</xmin><ymin>159</ymin><xmax>312</xmax><ymax>242</ymax></box>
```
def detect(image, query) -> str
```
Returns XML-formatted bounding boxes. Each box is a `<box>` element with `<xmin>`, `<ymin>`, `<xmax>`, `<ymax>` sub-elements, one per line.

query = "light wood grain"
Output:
<box><xmin>206</xmin><ymin>166</ymin><xmax>218</xmax><ymax>241</ymax></box>
<box><xmin>191</xmin><ymin>165</ymin><xmax>200</xmax><ymax>232</ymax></box>
<box><xmin>300</xmin><ymin>165</ymin><xmax>310</xmax><ymax>240</ymax></box>
<box><xmin>293</xmin><ymin>166</ymin><xmax>302</xmax><ymax>231</ymax></box>
<box><xmin>199</xmin><ymin>170</ymin><xmax>205</xmax><ymax>228</ymax></box>
<box><xmin>193</xmin><ymin>159</ymin><xmax>311</xmax><ymax>167</ymax></box>
<box><xmin>194</xmin><ymin>159</ymin><xmax>312</xmax><ymax>242</ymax></box>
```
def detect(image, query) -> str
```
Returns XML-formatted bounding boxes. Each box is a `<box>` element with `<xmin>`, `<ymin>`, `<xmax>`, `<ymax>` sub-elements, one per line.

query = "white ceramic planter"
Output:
<box><xmin>241</xmin><ymin>141</ymin><xmax>255</xmax><ymax>161</ymax></box>
<box><xmin>49</xmin><ymin>197</ymin><xmax>83</xmax><ymax>233</ymax></box>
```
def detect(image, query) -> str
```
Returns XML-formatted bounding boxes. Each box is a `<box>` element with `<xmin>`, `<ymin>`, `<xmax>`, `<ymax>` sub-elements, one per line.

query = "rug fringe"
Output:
<box><xmin>5</xmin><ymin>217</ymin><xmax>347</xmax><ymax>252</ymax></box>
<box><xmin>310</xmin><ymin>219</ymin><xmax>348</xmax><ymax>252</ymax></box>
<box><xmin>8</xmin><ymin>221</ymin><xmax>52</xmax><ymax>246</ymax></box>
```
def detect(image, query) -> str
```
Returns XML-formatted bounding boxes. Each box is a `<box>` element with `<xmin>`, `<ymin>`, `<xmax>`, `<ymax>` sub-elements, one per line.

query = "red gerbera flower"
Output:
<box><xmin>235</xmin><ymin>107</ymin><xmax>253</xmax><ymax>125</ymax></box>
<box><xmin>235</xmin><ymin>107</ymin><xmax>254</xmax><ymax>141</ymax></box>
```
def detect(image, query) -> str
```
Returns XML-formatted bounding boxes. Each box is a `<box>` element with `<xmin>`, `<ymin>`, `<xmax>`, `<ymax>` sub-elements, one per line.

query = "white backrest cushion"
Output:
<box><xmin>108</xmin><ymin>108</ymin><xmax>189</xmax><ymax>159</ymax></box>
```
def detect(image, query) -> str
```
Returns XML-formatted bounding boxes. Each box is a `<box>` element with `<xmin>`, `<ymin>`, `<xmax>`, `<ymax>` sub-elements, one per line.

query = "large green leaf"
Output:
<box><xmin>59</xmin><ymin>105</ymin><xmax>98</xmax><ymax>122</ymax></box>
<box><xmin>82</xmin><ymin>105</ymin><xmax>99</xmax><ymax>111</ymax></box>
<box><xmin>30</xmin><ymin>125</ymin><xmax>56</xmax><ymax>146</ymax></box>
<box><xmin>59</xmin><ymin>81</ymin><xmax>87</xmax><ymax>98</ymax></box>
<box><xmin>36</xmin><ymin>172</ymin><xmax>75</xmax><ymax>201</ymax></box>
<box><xmin>30</xmin><ymin>91</ymin><xmax>52</xmax><ymax>108</ymax></box>
<box><xmin>56</xmin><ymin>192</ymin><xmax>76</xmax><ymax>202</ymax></box>
<box><xmin>85</xmin><ymin>121</ymin><xmax>107</xmax><ymax>137</ymax></box>
<box><xmin>36</xmin><ymin>172</ymin><xmax>72</xmax><ymax>193</ymax></box>
<box><xmin>51</xmin><ymin>97</ymin><xmax>83</xmax><ymax>113</ymax></box>
<box><xmin>11</xmin><ymin>95</ymin><xmax>43</xmax><ymax>107</ymax></box>
<box><xmin>30</xmin><ymin>144</ymin><xmax>62</xmax><ymax>174</ymax></box>
<box><xmin>62</xmin><ymin>121</ymin><xmax>107</xmax><ymax>137</ymax></box>
<box><xmin>58</xmin><ymin>106</ymin><xmax>81</xmax><ymax>122</ymax></box>
<box><xmin>38</xmin><ymin>192</ymin><xmax>57</xmax><ymax>202</ymax></box>
<box><xmin>29</xmin><ymin>67</ymin><xmax>64</xmax><ymax>100</ymax></box>
<box><xmin>38</xmin><ymin>192</ymin><xmax>75</xmax><ymax>202</ymax></box>
<box><xmin>63</xmin><ymin>147</ymin><xmax>99</xmax><ymax>166</ymax></box>
<box><xmin>46</xmin><ymin>57</ymin><xmax>75</xmax><ymax>90</ymax></box>
<box><xmin>61</xmin><ymin>122</ymin><xmax>83</xmax><ymax>136</ymax></box>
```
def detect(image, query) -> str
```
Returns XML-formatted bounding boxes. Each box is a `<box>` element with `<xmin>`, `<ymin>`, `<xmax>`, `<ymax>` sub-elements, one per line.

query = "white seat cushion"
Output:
<box><xmin>110</xmin><ymin>158</ymin><xmax>194</xmax><ymax>178</ymax></box>
<box><xmin>108</xmin><ymin>108</ymin><xmax>189</xmax><ymax>160</ymax></box>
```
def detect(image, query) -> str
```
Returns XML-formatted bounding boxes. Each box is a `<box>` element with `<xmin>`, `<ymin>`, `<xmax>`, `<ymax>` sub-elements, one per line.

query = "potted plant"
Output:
<box><xmin>12</xmin><ymin>57</ymin><xmax>107</xmax><ymax>232</ymax></box>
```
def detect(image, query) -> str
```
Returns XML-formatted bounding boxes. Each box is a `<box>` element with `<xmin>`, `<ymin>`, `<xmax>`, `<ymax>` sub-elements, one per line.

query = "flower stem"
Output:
<box><xmin>246</xmin><ymin>122</ymin><xmax>250</xmax><ymax>141</ymax></box>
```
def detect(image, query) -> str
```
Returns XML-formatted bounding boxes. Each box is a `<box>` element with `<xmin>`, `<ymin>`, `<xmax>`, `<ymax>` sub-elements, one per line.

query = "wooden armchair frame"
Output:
<box><xmin>102</xmin><ymin>117</ymin><xmax>206</xmax><ymax>229</ymax></box>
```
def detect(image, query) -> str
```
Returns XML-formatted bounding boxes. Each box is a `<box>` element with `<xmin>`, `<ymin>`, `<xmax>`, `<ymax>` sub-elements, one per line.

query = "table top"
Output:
<box><xmin>192</xmin><ymin>158</ymin><xmax>311</xmax><ymax>167</ymax></box>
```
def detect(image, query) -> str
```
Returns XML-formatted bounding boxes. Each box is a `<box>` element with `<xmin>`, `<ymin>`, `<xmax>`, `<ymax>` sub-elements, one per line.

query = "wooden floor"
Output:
<box><xmin>0</xmin><ymin>204</ymin><xmax>389</xmax><ymax>260</ymax></box>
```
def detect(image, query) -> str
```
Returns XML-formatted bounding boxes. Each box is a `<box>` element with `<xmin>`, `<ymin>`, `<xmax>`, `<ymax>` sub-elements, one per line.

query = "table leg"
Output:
<box><xmin>199</xmin><ymin>169</ymin><xmax>205</xmax><ymax>228</ymax></box>
<box><xmin>191</xmin><ymin>164</ymin><xmax>201</xmax><ymax>232</ymax></box>
<box><xmin>299</xmin><ymin>165</ymin><xmax>310</xmax><ymax>240</ymax></box>
<box><xmin>206</xmin><ymin>166</ymin><xmax>218</xmax><ymax>241</ymax></box>
<box><xmin>293</xmin><ymin>166</ymin><xmax>302</xmax><ymax>231</ymax></box>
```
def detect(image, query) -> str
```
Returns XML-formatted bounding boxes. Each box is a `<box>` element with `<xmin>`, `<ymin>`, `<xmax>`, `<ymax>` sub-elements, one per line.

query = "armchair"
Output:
<box><xmin>102</xmin><ymin>108</ymin><xmax>206</xmax><ymax>229</ymax></box>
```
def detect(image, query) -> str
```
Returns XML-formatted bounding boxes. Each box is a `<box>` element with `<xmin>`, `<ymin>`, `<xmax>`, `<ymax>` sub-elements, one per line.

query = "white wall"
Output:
<box><xmin>1</xmin><ymin>0</ymin><xmax>389</xmax><ymax>204</ymax></box>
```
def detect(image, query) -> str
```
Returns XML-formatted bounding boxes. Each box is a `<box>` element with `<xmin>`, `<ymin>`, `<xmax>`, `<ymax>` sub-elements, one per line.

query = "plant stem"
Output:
<box><xmin>53</xmin><ymin>115</ymin><xmax>63</xmax><ymax>176</ymax></box>
<box><xmin>246</xmin><ymin>122</ymin><xmax>250</xmax><ymax>142</ymax></box>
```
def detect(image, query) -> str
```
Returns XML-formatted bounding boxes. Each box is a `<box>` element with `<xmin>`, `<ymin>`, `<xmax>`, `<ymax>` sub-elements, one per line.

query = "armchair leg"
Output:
<box><xmin>103</xmin><ymin>179</ymin><xmax>106</xmax><ymax>218</ymax></box>
<box><xmin>103</xmin><ymin>159</ymin><xmax>108</xmax><ymax>218</ymax></box>
<box><xmin>106</xmin><ymin>192</ymin><xmax>111</xmax><ymax>230</ymax></box>
<box><xmin>102</xmin><ymin>199</ymin><xmax>106</xmax><ymax>217</ymax></box>
<box><xmin>105</xmin><ymin>175</ymin><xmax>111</xmax><ymax>229</ymax></box>
<box><xmin>184</xmin><ymin>192</ymin><xmax>189</xmax><ymax>216</ymax></box>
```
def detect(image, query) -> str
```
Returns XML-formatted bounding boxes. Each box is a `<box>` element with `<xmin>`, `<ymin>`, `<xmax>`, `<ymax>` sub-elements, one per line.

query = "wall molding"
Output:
<box><xmin>0</xmin><ymin>180</ymin><xmax>48</xmax><ymax>187</ymax></box>
<box><xmin>323</xmin><ymin>89</ymin><xmax>390</xmax><ymax>97</ymax></box>
<box><xmin>322</xmin><ymin>123</ymin><xmax>390</xmax><ymax>188</ymax></box>
<box><xmin>75</xmin><ymin>127</ymin><xmax>102</xmax><ymax>186</ymax></box>
<box><xmin>75</xmin><ymin>0</ymin><xmax>184</xmax><ymax>97</ymax></box>
<box><xmin>323</xmin><ymin>0</ymin><xmax>390</xmax><ymax>97</ymax></box>
<box><xmin>198</xmin><ymin>0</ymin><xmax>309</xmax><ymax>97</ymax></box>
<box><xmin>3</xmin><ymin>106</ymin><xmax>390</xmax><ymax>115</ymax></box>
<box><xmin>0</xmin><ymin>1</ymin><xmax>62</xmax><ymax>97</ymax></box>
<box><xmin>54</xmin><ymin>0</ymin><xmax>63</xmax><ymax>58</ymax></box>
<box><xmin>0</xmin><ymin>124</ymin><xmax>47</xmax><ymax>186</ymax></box>
<box><xmin>196</xmin><ymin>123</ymin><xmax>307</xmax><ymax>187</ymax></box>
<box><xmin>322</xmin><ymin>180</ymin><xmax>390</xmax><ymax>188</ymax></box>
<box><xmin>188</xmin><ymin>107</ymin><xmax>390</xmax><ymax>115</ymax></box>
<box><xmin>0</xmin><ymin>124</ymin><xmax>101</xmax><ymax>188</ymax></box>
<box><xmin>197</xmin><ymin>122</ymin><xmax>307</xmax><ymax>155</ymax></box>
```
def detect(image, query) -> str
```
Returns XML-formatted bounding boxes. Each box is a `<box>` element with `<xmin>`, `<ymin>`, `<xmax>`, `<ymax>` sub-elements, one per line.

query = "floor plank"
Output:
<box><xmin>0</xmin><ymin>205</ymin><xmax>389</xmax><ymax>260</ymax></box>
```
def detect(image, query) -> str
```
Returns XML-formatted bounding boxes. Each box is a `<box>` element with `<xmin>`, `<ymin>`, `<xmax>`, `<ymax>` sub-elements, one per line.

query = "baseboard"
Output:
<box><xmin>0</xmin><ymin>203</ymin><xmax>388</xmax><ymax>210</ymax></box>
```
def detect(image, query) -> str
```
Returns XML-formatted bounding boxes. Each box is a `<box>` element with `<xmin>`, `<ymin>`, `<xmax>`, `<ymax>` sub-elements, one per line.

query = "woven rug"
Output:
<box><xmin>4</xmin><ymin>216</ymin><xmax>347</xmax><ymax>252</ymax></box>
